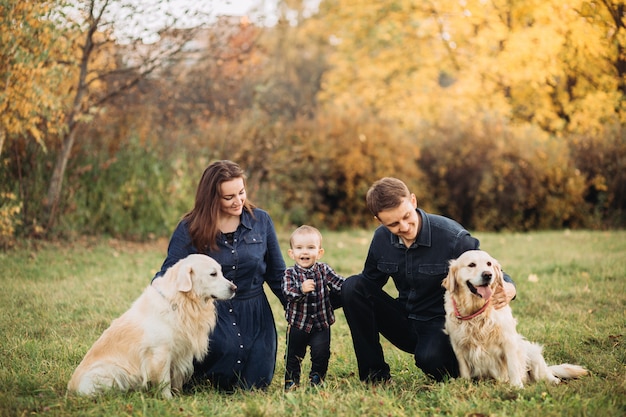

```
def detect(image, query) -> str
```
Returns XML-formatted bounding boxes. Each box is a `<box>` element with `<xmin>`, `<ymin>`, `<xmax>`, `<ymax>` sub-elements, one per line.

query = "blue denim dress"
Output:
<box><xmin>153</xmin><ymin>208</ymin><xmax>286</xmax><ymax>390</ymax></box>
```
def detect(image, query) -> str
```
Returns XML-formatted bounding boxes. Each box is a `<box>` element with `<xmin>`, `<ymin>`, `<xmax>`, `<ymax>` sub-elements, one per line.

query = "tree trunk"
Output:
<box><xmin>45</xmin><ymin>127</ymin><xmax>77</xmax><ymax>231</ymax></box>
<box><xmin>0</xmin><ymin>128</ymin><xmax>5</xmax><ymax>158</ymax></box>
<box><xmin>41</xmin><ymin>0</ymin><xmax>205</xmax><ymax>232</ymax></box>
<box><xmin>43</xmin><ymin>0</ymin><xmax>95</xmax><ymax>232</ymax></box>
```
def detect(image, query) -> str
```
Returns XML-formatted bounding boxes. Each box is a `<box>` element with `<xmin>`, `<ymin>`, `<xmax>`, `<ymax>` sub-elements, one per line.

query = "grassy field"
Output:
<box><xmin>0</xmin><ymin>229</ymin><xmax>624</xmax><ymax>416</ymax></box>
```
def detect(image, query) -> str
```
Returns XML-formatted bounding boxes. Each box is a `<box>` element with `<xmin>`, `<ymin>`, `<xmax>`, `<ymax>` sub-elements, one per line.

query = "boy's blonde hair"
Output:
<box><xmin>290</xmin><ymin>225</ymin><xmax>323</xmax><ymax>248</ymax></box>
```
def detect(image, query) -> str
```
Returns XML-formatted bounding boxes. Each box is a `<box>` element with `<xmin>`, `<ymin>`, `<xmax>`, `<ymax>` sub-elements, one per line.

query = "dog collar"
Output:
<box><xmin>152</xmin><ymin>283</ymin><xmax>178</xmax><ymax>311</ymax></box>
<box><xmin>452</xmin><ymin>297</ymin><xmax>490</xmax><ymax>320</ymax></box>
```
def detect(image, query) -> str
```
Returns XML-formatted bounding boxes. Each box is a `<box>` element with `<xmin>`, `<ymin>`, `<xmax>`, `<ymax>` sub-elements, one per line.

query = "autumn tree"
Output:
<box><xmin>0</xmin><ymin>0</ymin><xmax>67</xmax><ymax>157</ymax></box>
<box><xmin>43</xmin><ymin>0</ymin><xmax>214</xmax><ymax>230</ymax></box>
<box><xmin>0</xmin><ymin>0</ymin><xmax>72</xmax><ymax>242</ymax></box>
<box><xmin>165</xmin><ymin>16</ymin><xmax>266</xmax><ymax>123</ymax></box>
<box><xmin>305</xmin><ymin>0</ymin><xmax>626</xmax><ymax>228</ymax></box>
<box><xmin>316</xmin><ymin>0</ymin><xmax>625</xmax><ymax>135</ymax></box>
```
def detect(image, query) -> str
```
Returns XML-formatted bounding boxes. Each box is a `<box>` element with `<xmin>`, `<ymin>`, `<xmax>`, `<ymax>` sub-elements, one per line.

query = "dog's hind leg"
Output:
<box><xmin>74</xmin><ymin>364</ymin><xmax>134</xmax><ymax>395</ymax></box>
<box><xmin>525</xmin><ymin>342</ymin><xmax>560</xmax><ymax>384</ymax></box>
<box><xmin>75</xmin><ymin>370</ymin><xmax>114</xmax><ymax>396</ymax></box>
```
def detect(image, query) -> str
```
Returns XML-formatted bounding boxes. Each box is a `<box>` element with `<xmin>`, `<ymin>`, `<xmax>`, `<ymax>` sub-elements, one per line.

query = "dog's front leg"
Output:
<box><xmin>156</xmin><ymin>360</ymin><xmax>173</xmax><ymax>399</ymax></box>
<box><xmin>450</xmin><ymin>340</ymin><xmax>473</xmax><ymax>380</ymax></box>
<box><xmin>144</xmin><ymin>349</ymin><xmax>173</xmax><ymax>399</ymax></box>
<box><xmin>504</xmin><ymin>341</ymin><xmax>526</xmax><ymax>388</ymax></box>
<box><xmin>457</xmin><ymin>353</ymin><xmax>472</xmax><ymax>379</ymax></box>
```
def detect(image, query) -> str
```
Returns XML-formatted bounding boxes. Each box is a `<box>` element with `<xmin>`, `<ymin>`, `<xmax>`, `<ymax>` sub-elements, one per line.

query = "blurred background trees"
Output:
<box><xmin>1</xmin><ymin>0</ymin><xmax>625</xmax><ymax>246</ymax></box>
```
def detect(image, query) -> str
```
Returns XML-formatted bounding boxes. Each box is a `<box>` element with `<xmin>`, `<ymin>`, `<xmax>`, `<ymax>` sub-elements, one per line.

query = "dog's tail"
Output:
<box><xmin>549</xmin><ymin>364</ymin><xmax>588</xmax><ymax>380</ymax></box>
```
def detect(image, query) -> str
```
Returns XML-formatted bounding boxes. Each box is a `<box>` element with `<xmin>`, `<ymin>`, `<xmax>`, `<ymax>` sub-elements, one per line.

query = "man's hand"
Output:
<box><xmin>493</xmin><ymin>281</ymin><xmax>516</xmax><ymax>309</ymax></box>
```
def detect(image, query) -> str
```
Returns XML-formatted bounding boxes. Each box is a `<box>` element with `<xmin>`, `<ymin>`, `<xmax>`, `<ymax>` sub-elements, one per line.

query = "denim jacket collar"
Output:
<box><xmin>415</xmin><ymin>209</ymin><xmax>432</xmax><ymax>247</ymax></box>
<box><xmin>390</xmin><ymin>208</ymin><xmax>432</xmax><ymax>249</ymax></box>
<box><xmin>240</xmin><ymin>208</ymin><xmax>255</xmax><ymax>231</ymax></box>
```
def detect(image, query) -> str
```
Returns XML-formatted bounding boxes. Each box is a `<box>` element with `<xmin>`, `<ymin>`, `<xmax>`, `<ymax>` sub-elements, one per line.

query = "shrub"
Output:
<box><xmin>417</xmin><ymin>116</ymin><xmax>587</xmax><ymax>231</ymax></box>
<box><xmin>568</xmin><ymin>124</ymin><xmax>626</xmax><ymax>228</ymax></box>
<box><xmin>2</xmin><ymin>110</ymin><xmax>624</xmax><ymax>242</ymax></box>
<box><xmin>58</xmin><ymin>137</ymin><xmax>194</xmax><ymax>240</ymax></box>
<box><xmin>265</xmin><ymin>111</ymin><xmax>426</xmax><ymax>229</ymax></box>
<box><xmin>0</xmin><ymin>136</ymin><xmax>55</xmax><ymax>239</ymax></box>
<box><xmin>0</xmin><ymin>192</ymin><xmax>21</xmax><ymax>248</ymax></box>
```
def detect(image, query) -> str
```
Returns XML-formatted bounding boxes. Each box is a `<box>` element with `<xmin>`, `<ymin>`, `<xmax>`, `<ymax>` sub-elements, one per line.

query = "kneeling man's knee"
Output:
<box><xmin>341</xmin><ymin>275</ymin><xmax>367</xmax><ymax>300</ymax></box>
<box><xmin>413</xmin><ymin>331</ymin><xmax>459</xmax><ymax>381</ymax></box>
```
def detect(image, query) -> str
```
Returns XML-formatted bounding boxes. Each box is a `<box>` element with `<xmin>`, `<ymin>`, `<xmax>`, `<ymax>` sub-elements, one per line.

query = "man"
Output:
<box><xmin>342</xmin><ymin>177</ymin><xmax>516</xmax><ymax>382</ymax></box>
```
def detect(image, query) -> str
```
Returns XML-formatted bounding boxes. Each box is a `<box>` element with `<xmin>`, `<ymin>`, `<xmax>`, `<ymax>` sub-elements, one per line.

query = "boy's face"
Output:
<box><xmin>288</xmin><ymin>232</ymin><xmax>324</xmax><ymax>269</ymax></box>
<box><xmin>375</xmin><ymin>194</ymin><xmax>419</xmax><ymax>244</ymax></box>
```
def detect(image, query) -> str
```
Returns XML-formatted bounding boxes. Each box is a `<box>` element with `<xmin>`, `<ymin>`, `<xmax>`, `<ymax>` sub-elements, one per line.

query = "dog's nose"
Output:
<box><xmin>481</xmin><ymin>271</ymin><xmax>492</xmax><ymax>283</ymax></box>
<box><xmin>230</xmin><ymin>282</ymin><xmax>237</xmax><ymax>292</ymax></box>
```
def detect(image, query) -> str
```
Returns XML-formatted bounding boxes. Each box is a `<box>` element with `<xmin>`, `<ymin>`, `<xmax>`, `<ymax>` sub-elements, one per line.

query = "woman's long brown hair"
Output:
<box><xmin>183</xmin><ymin>160</ymin><xmax>255</xmax><ymax>252</ymax></box>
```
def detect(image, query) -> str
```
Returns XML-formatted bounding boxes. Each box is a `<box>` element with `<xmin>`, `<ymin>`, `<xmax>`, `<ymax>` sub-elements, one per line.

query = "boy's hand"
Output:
<box><xmin>302</xmin><ymin>279</ymin><xmax>315</xmax><ymax>293</ymax></box>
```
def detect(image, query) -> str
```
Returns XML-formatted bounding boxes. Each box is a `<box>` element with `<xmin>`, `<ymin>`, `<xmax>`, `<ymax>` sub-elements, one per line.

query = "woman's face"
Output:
<box><xmin>219</xmin><ymin>177</ymin><xmax>246</xmax><ymax>217</ymax></box>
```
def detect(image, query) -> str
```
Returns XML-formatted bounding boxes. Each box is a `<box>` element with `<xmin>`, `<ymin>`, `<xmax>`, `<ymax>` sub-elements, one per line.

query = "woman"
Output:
<box><xmin>153</xmin><ymin>160</ymin><xmax>286</xmax><ymax>391</ymax></box>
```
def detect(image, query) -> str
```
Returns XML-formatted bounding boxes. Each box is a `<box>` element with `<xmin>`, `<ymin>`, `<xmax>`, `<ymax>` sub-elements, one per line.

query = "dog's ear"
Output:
<box><xmin>442</xmin><ymin>258</ymin><xmax>457</xmax><ymax>293</ymax></box>
<box><xmin>176</xmin><ymin>265</ymin><xmax>194</xmax><ymax>292</ymax></box>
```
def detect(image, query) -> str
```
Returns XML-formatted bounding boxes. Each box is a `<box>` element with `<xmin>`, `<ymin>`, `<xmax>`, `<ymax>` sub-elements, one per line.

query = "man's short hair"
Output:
<box><xmin>366</xmin><ymin>177</ymin><xmax>410</xmax><ymax>216</ymax></box>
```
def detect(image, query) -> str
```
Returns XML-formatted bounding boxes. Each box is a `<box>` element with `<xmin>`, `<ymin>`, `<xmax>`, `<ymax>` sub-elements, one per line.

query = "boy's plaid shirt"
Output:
<box><xmin>282</xmin><ymin>262</ymin><xmax>344</xmax><ymax>333</ymax></box>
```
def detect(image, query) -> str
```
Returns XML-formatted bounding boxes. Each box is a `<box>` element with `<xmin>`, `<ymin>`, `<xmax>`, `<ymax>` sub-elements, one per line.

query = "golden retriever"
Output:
<box><xmin>67</xmin><ymin>254</ymin><xmax>236</xmax><ymax>398</ymax></box>
<box><xmin>442</xmin><ymin>250</ymin><xmax>587</xmax><ymax>388</ymax></box>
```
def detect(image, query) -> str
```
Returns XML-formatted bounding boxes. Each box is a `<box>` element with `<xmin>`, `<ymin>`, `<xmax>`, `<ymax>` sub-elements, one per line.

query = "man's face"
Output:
<box><xmin>375</xmin><ymin>194</ymin><xmax>419</xmax><ymax>244</ymax></box>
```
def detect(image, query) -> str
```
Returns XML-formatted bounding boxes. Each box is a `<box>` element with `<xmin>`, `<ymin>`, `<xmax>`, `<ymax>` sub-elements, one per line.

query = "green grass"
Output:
<box><xmin>0</xmin><ymin>230</ymin><xmax>625</xmax><ymax>416</ymax></box>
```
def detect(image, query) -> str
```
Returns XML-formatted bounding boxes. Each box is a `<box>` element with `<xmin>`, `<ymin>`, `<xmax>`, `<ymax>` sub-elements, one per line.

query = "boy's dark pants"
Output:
<box><xmin>285</xmin><ymin>326</ymin><xmax>331</xmax><ymax>383</ymax></box>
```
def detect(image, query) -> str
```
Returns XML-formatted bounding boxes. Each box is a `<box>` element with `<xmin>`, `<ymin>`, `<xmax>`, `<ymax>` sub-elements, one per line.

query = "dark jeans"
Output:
<box><xmin>284</xmin><ymin>326</ymin><xmax>331</xmax><ymax>384</ymax></box>
<box><xmin>341</xmin><ymin>276</ymin><xmax>459</xmax><ymax>381</ymax></box>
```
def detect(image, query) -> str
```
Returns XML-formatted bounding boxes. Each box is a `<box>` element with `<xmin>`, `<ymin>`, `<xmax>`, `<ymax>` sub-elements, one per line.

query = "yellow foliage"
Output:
<box><xmin>0</xmin><ymin>1</ymin><xmax>118</xmax><ymax>157</ymax></box>
<box><xmin>316</xmin><ymin>0</ymin><xmax>625</xmax><ymax>136</ymax></box>
<box><xmin>0</xmin><ymin>0</ymin><xmax>73</xmax><ymax>151</ymax></box>
<box><xmin>0</xmin><ymin>192</ymin><xmax>22</xmax><ymax>248</ymax></box>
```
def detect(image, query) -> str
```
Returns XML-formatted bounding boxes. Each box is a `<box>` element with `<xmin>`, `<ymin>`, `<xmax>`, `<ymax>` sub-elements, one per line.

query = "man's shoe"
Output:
<box><xmin>284</xmin><ymin>380</ymin><xmax>298</xmax><ymax>391</ymax></box>
<box><xmin>365</xmin><ymin>371</ymin><xmax>392</xmax><ymax>385</ymax></box>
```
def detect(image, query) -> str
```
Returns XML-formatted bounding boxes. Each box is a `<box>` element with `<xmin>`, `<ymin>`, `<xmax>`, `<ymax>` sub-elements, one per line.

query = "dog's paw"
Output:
<box><xmin>510</xmin><ymin>380</ymin><xmax>524</xmax><ymax>389</ymax></box>
<box><xmin>160</xmin><ymin>388</ymin><xmax>173</xmax><ymax>399</ymax></box>
<box><xmin>548</xmin><ymin>376</ymin><xmax>561</xmax><ymax>385</ymax></box>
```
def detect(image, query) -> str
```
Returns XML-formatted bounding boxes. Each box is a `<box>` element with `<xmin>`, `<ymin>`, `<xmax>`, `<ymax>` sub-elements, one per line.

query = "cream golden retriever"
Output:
<box><xmin>442</xmin><ymin>250</ymin><xmax>587</xmax><ymax>388</ymax></box>
<box><xmin>67</xmin><ymin>254</ymin><xmax>236</xmax><ymax>398</ymax></box>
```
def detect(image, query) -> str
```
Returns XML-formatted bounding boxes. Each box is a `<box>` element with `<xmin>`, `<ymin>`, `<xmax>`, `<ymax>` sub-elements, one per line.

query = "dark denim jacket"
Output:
<box><xmin>360</xmin><ymin>208</ymin><xmax>513</xmax><ymax>320</ymax></box>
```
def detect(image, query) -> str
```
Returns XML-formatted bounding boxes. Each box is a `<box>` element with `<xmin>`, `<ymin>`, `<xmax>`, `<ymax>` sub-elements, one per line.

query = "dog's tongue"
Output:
<box><xmin>476</xmin><ymin>285</ymin><xmax>493</xmax><ymax>300</ymax></box>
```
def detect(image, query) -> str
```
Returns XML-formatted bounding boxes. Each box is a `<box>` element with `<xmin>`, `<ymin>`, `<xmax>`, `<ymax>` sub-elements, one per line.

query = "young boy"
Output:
<box><xmin>282</xmin><ymin>225</ymin><xmax>345</xmax><ymax>390</ymax></box>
